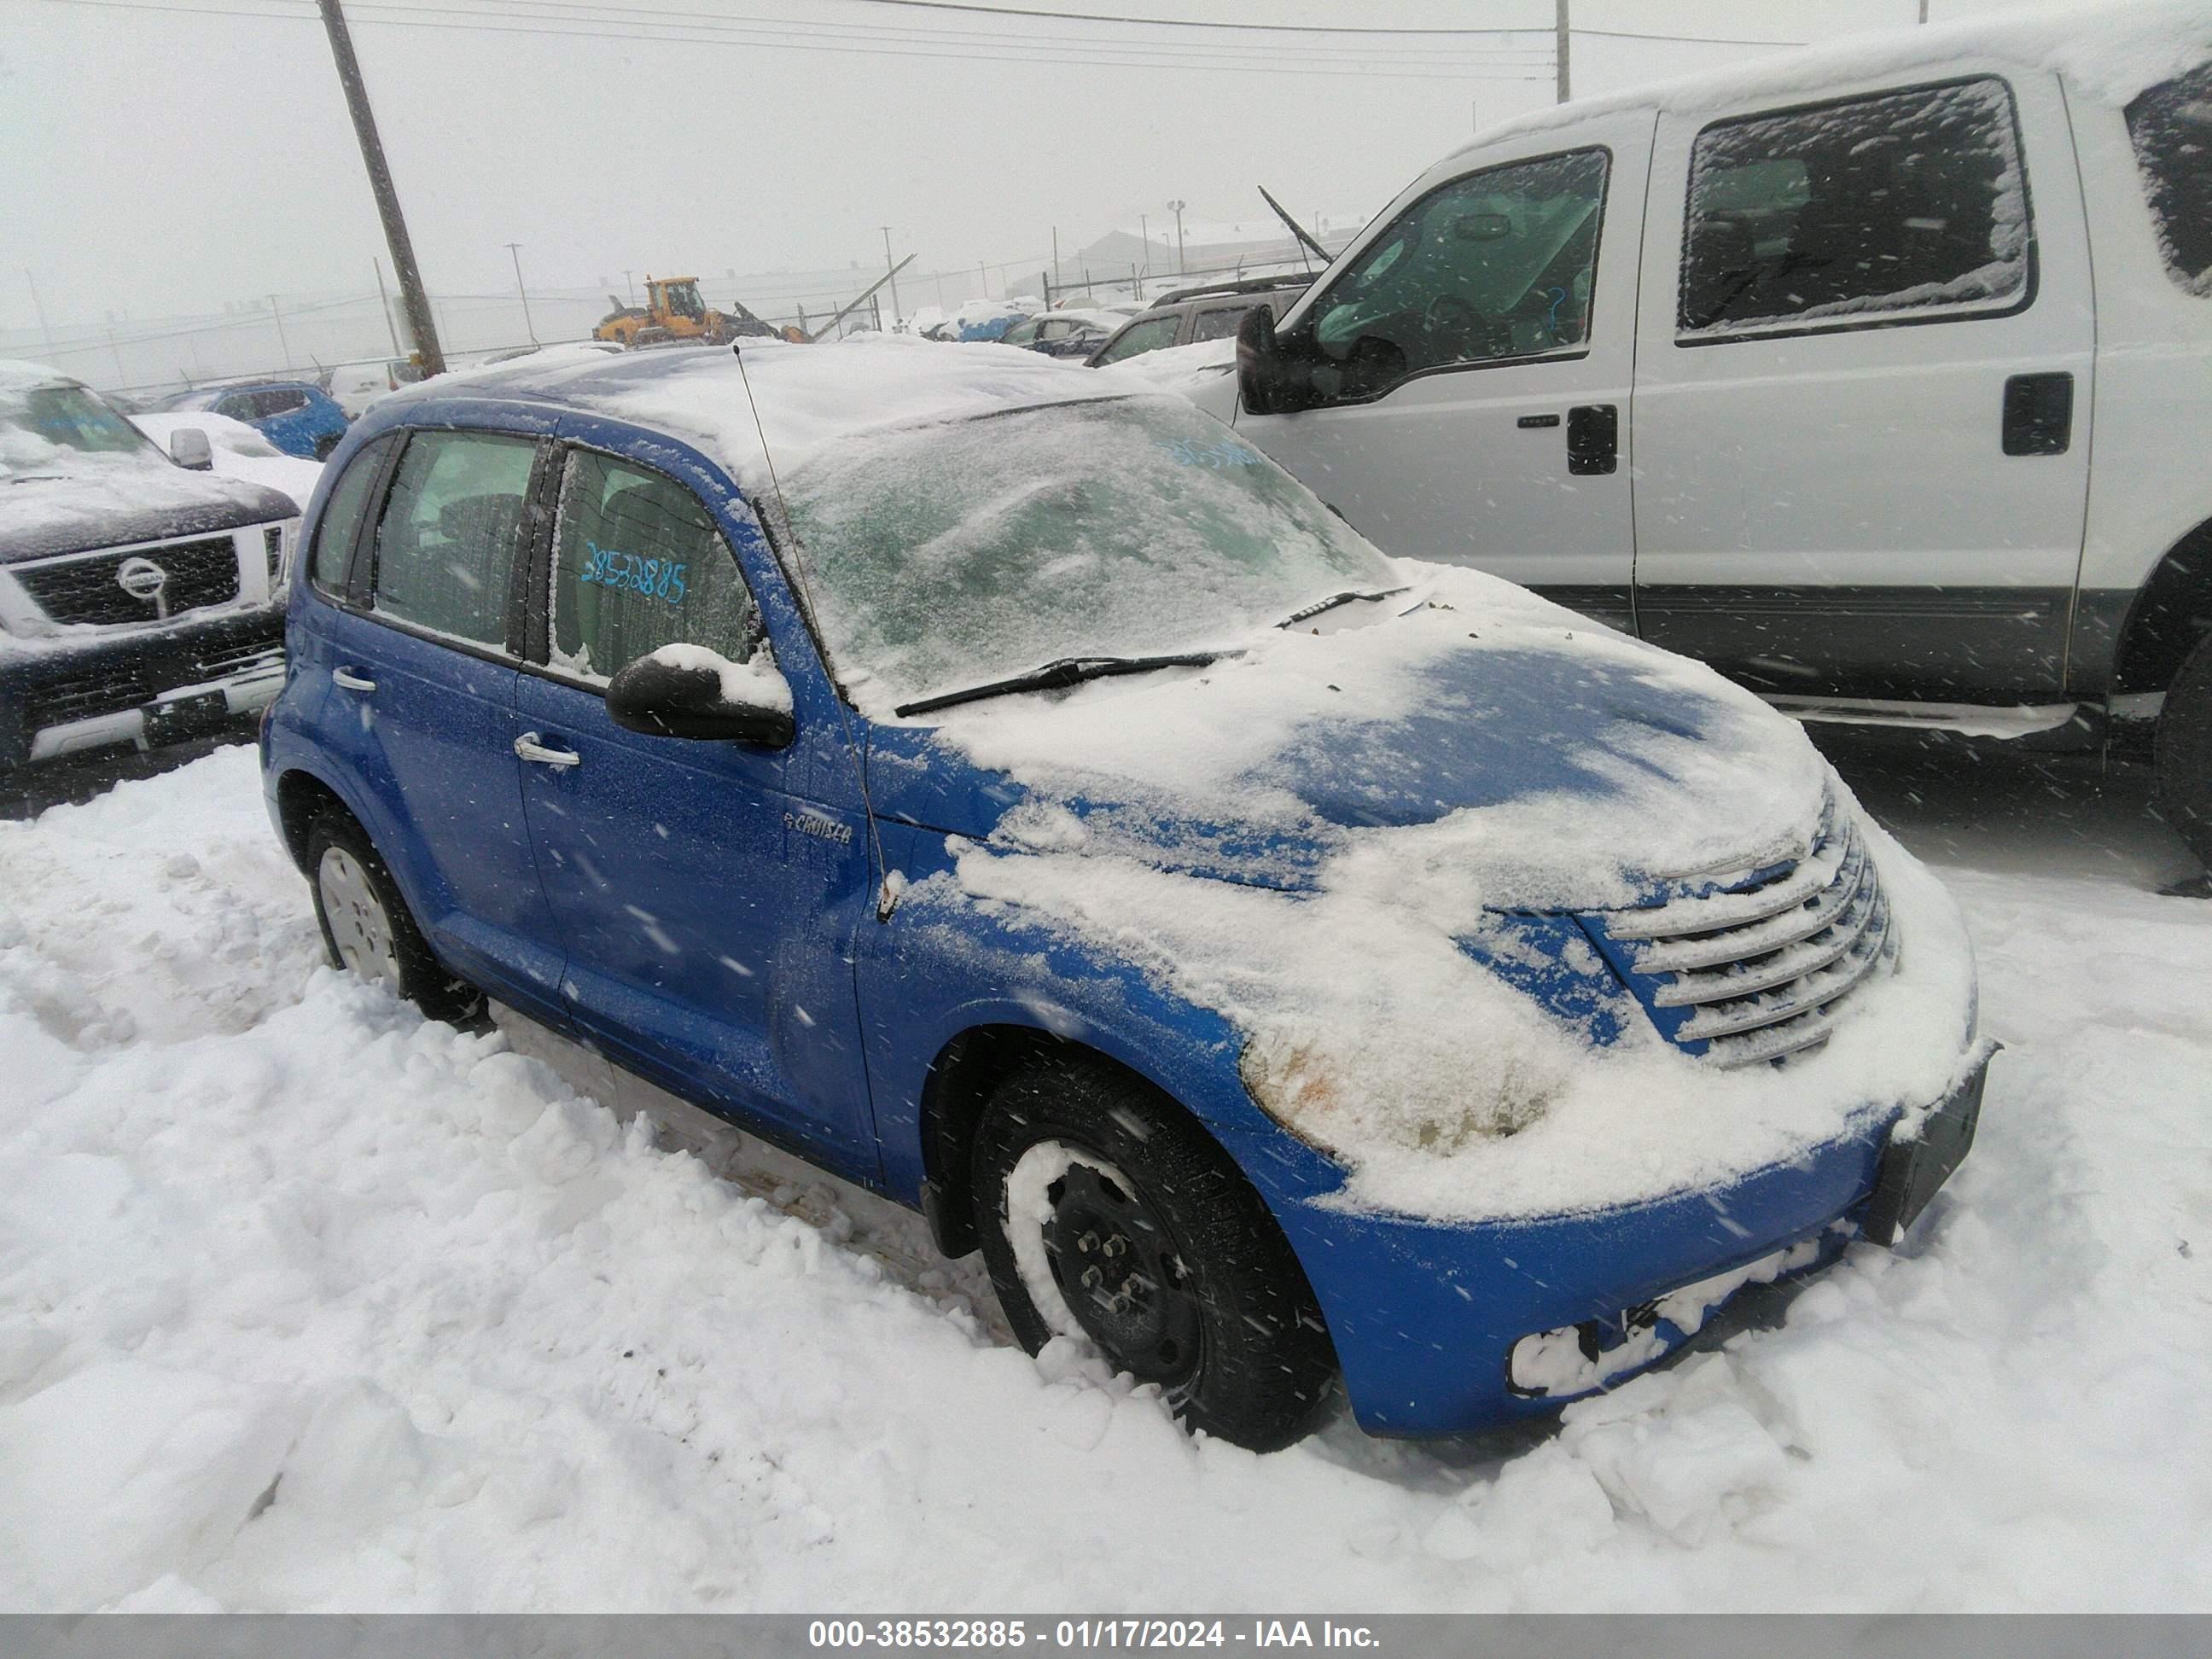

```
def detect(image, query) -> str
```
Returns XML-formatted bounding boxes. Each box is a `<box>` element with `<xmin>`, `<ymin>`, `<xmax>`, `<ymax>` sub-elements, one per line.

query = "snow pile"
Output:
<box><xmin>913</xmin><ymin>563</ymin><xmax>1975</xmax><ymax>1219</ymax></box>
<box><xmin>129</xmin><ymin>412</ymin><xmax>325</xmax><ymax>512</ymax></box>
<box><xmin>0</xmin><ymin>748</ymin><xmax>2207</xmax><ymax>1609</ymax></box>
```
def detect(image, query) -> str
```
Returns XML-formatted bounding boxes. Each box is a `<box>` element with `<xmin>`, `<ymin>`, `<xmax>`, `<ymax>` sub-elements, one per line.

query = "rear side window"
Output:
<box><xmin>1094</xmin><ymin>315</ymin><xmax>1179</xmax><ymax>364</ymax></box>
<box><xmin>1190</xmin><ymin>304</ymin><xmax>1254</xmax><ymax>342</ymax></box>
<box><xmin>547</xmin><ymin>448</ymin><xmax>762</xmax><ymax>684</ymax></box>
<box><xmin>2127</xmin><ymin>63</ymin><xmax>2212</xmax><ymax>296</ymax></box>
<box><xmin>1679</xmin><ymin>78</ymin><xmax>2029</xmax><ymax>336</ymax></box>
<box><xmin>307</xmin><ymin>434</ymin><xmax>393</xmax><ymax>595</ymax></box>
<box><xmin>369</xmin><ymin>430</ymin><xmax>537</xmax><ymax>649</ymax></box>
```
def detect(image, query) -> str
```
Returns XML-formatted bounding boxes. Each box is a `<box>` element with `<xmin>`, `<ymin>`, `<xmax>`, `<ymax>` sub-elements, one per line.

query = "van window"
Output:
<box><xmin>548</xmin><ymin>449</ymin><xmax>761</xmax><ymax>684</ymax></box>
<box><xmin>1094</xmin><ymin>315</ymin><xmax>1179</xmax><ymax>364</ymax></box>
<box><xmin>2126</xmin><ymin>62</ymin><xmax>2212</xmax><ymax>296</ymax></box>
<box><xmin>1679</xmin><ymin>78</ymin><xmax>2029</xmax><ymax>336</ymax></box>
<box><xmin>1306</xmin><ymin>148</ymin><xmax>1607</xmax><ymax>394</ymax></box>
<box><xmin>308</xmin><ymin>434</ymin><xmax>394</xmax><ymax>596</ymax></box>
<box><xmin>369</xmin><ymin>430</ymin><xmax>537</xmax><ymax>649</ymax></box>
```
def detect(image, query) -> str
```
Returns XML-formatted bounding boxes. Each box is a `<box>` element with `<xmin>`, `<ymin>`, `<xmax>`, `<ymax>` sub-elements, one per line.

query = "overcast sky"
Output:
<box><xmin>1</xmin><ymin>0</ymin><xmax>2120</xmax><ymax>336</ymax></box>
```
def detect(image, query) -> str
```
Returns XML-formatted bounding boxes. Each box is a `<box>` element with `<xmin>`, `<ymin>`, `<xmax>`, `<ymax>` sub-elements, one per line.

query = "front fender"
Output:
<box><xmin>856</xmin><ymin>823</ymin><xmax>1341</xmax><ymax>1208</ymax></box>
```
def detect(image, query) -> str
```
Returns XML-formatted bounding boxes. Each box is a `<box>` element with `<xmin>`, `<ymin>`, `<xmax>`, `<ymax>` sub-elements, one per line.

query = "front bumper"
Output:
<box><xmin>1264</xmin><ymin>1049</ymin><xmax>1994</xmax><ymax>1437</ymax></box>
<box><xmin>0</xmin><ymin>606</ymin><xmax>285</xmax><ymax>771</ymax></box>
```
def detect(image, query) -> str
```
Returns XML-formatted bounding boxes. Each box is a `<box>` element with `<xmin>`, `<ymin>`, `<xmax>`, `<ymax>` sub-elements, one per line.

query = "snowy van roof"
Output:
<box><xmin>383</xmin><ymin>335</ymin><xmax>1126</xmax><ymax>489</ymax></box>
<box><xmin>1451</xmin><ymin>0</ymin><xmax>2212</xmax><ymax>160</ymax></box>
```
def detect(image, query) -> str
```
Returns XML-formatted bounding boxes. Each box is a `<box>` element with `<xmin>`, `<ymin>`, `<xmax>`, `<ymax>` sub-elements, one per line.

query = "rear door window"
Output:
<box><xmin>1679</xmin><ymin>78</ymin><xmax>2030</xmax><ymax>336</ymax></box>
<box><xmin>546</xmin><ymin>447</ymin><xmax>762</xmax><ymax>684</ymax></box>
<box><xmin>2126</xmin><ymin>62</ymin><xmax>2212</xmax><ymax>295</ymax></box>
<box><xmin>1093</xmin><ymin>315</ymin><xmax>1179</xmax><ymax>364</ymax></box>
<box><xmin>1190</xmin><ymin>304</ymin><xmax>1254</xmax><ymax>342</ymax></box>
<box><xmin>369</xmin><ymin>429</ymin><xmax>537</xmax><ymax>649</ymax></box>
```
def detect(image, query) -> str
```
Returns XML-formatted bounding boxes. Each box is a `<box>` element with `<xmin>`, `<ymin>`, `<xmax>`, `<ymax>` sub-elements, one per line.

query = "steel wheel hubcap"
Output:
<box><xmin>318</xmin><ymin>847</ymin><xmax>399</xmax><ymax>986</ymax></box>
<box><xmin>1039</xmin><ymin>1159</ymin><xmax>1201</xmax><ymax>1382</ymax></box>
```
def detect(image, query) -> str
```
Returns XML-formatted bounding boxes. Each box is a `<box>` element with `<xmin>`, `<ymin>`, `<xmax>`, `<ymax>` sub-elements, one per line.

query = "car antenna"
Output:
<box><xmin>1258</xmin><ymin>185</ymin><xmax>1330</xmax><ymax>266</ymax></box>
<box><xmin>731</xmin><ymin>346</ymin><xmax>897</xmax><ymax>917</ymax></box>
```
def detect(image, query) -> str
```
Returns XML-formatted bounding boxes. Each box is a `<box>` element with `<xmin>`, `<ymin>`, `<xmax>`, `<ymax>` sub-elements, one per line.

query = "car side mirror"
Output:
<box><xmin>1237</xmin><ymin>304</ymin><xmax>1314</xmax><ymax>416</ymax></box>
<box><xmin>606</xmin><ymin>645</ymin><xmax>795</xmax><ymax>748</ymax></box>
<box><xmin>168</xmin><ymin>428</ymin><xmax>214</xmax><ymax>471</ymax></box>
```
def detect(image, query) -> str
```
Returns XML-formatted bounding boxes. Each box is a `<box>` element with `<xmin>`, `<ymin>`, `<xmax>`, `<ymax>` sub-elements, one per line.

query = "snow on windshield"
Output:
<box><xmin>0</xmin><ymin>381</ymin><xmax>157</xmax><ymax>476</ymax></box>
<box><xmin>777</xmin><ymin>395</ymin><xmax>1396</xmax><ymax>717</ymax></box>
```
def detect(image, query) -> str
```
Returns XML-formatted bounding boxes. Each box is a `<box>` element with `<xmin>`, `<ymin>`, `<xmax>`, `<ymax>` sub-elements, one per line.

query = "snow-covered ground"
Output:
<box><xmin>0</xmin><ymin>739</ymin><xmax>2207</xmax><ymax>1610</ymax></box>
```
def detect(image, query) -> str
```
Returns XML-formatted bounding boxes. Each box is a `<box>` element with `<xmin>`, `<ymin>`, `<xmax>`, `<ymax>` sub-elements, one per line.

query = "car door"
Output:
<box><xmin>511</xmin><ymin>429</ymin><xmax>881</xmax><ymax>1179</ymax></box>
<box><xmin>1631</xmin><ymin>70</ymin><xmax>2094</xmax><ymax>701</ymax></box>
<box><xmin>1233</xmin><ymin>112</ymin><xmax>1655</xmax><ymax>628</ymax></box>
<box><xmin>315</xmin><ymin>419</ymin><xmax>570</xmax><ymax>1010</ymax></box>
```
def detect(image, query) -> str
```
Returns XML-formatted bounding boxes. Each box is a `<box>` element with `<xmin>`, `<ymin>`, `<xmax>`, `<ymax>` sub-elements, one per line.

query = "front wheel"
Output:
<box><xmin>306</xmin><ymin>810</ymin><xmax>482</xmax><ymax>1022</ymax></box>
<box><xmin>2155</xmin><ymin>631</ymin><xmax>2212</xmax><ymax>871</ymax></box>
<box><xmin>970</xmin><ymin>1057</ymin><xmax>1336</xmax><ymax>1451</ymax></box>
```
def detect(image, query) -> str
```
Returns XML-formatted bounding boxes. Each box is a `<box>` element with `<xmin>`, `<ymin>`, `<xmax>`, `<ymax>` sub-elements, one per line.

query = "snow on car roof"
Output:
<box><xmin>390</xmin><ymin>335</ymin><xmax>1138</xmax><ymax>489</ymax></box>
<box><xmin>0</xmin><ymin>358</ymin><xmax>73</xmax><ymax>393</ymax></box>
<box><xmin>1454</xmin><ymin>0</ymin><xmax>2212</xmax><ymax>161</ymax></box>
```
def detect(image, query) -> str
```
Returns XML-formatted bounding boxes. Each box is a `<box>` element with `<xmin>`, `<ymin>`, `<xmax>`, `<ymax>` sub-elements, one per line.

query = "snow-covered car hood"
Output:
<box><xmin>1</xmin><ymin>457</ymin><xmax>297</xmax><ymax>563</ymax></box>
<box><xmin>868</xmin><ymin>567</ymin><xmax>1829</xmax><ymax>907</ymax></box>
<box><xmin>868</xmin><ymin>565</ymin><xmax>1981</xmax><ymax>1223</ymax></box>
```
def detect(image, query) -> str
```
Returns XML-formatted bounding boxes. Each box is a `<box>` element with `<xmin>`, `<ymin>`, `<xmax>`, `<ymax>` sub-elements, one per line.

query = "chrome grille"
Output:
<box><xmin>1592</xmin><ymin>807</ymin><xmax>1897</xmax><ymax>1068</ymax></box>
<box><xmin>11</xmin><ymin>535</ymin><xmax>242</xmax><ymax>626</ymax></box>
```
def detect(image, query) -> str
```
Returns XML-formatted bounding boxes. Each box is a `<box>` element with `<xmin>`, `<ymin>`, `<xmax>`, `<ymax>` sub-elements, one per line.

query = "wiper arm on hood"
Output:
<box><xmin>894</xmin><ymin>651</ymin><xmax>1225</xmax><ymax>718</ymax></box>
<box><xmin>1277</xmin><ymin>586</ymin><xmax>1407</xmax><ymax>627</ymax></box>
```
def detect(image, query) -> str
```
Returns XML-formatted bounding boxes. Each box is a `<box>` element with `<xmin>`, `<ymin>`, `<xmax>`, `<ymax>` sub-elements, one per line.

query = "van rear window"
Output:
<box><xmin>2127</xmin><ymin>63</ymin><xmax>2212</xmax><ymax>297</ymax></box>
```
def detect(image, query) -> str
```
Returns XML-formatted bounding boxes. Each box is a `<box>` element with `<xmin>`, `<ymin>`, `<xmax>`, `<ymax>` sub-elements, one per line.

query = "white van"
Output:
<box><xmin>1220</xmin><ymin>7</ymin><xmax>2212</xmax><ymax>864</ymax></box>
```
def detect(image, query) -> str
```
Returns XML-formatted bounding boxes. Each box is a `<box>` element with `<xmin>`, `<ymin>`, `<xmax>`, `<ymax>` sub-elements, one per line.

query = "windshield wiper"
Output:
<box><xmin>1277</xmin><ymin>586</ymin><xmax>1406</xmax><ymax>627</ymax></box>
<box><xmin>895</xmin><ymin>651</ymin><xmax>1225</xmax><ymax>718</ymax></box>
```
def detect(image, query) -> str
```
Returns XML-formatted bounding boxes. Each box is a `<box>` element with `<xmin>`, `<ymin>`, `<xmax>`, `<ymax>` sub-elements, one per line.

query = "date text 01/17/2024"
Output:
<box><xmin>806</xmin><ymin>1622</ymin><xmax>1380</xmax><ymax>1650</ymax></box>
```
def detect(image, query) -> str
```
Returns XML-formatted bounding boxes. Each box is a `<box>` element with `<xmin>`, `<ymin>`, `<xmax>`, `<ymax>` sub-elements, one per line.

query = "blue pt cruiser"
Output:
<box><xmin>261</xmin><ymin>339</ymin><xmax>1989</xmax><ymax>1450</ymax></box>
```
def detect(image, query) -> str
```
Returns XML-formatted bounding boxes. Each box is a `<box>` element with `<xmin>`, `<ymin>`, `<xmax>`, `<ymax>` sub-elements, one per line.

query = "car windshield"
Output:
<box><xmin>776</xmin><ymin>393</ymin><xmax>1400</xmax><ymax>715</ymax></box>
<box><xmin>0</xmin><ymin>382</ymin><xmax>160</xmax><ymax>476</ymax></box>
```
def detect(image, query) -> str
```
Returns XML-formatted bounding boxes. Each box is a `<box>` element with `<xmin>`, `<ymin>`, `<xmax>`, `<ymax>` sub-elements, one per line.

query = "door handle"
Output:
<box><xmin>514</xmin><ymin>732</ymin><xmax>582</xmax><ymax>769</ymax></box>
<box><xmin>2002</xmin><ymin>372</ymin><xmax>2073</xmax><ymax>457</ymax></box>
<box><xmin>332</xmin><ymin>667</ymin><xmax>376</xmax><ymax>692</ymax></box>
<box><xmin>1566</xmin><ymin>404</ymin><xmax>1618</xmax><ymax>475</ymax></box>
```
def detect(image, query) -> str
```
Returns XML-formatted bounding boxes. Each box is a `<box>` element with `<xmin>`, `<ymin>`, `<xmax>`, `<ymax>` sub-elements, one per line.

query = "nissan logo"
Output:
<box><xmin>115</xmin><ymin>556</ymin><xmax>170</xmax><ymax>602</ymax></box>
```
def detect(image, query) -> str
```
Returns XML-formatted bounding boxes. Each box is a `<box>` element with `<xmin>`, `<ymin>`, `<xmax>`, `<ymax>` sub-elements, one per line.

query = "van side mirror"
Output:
<box><xmin>1237</xmin><ymin>305</ymin><xmax>1313</xmax><ymax>416</ymax></box>
<box><xmin>168</xmin><ymin>428</ymin><xmax>214</xmax><ymax>471</ymax></box>
<box><xmin>606</xmin><ymin>646</ymin><xmax>795</xmax><ymax>748</ymax></box>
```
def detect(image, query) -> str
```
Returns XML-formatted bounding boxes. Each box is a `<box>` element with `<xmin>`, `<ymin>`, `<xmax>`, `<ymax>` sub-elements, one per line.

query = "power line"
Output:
<box><xmin>798</xmin><ymin>0</ymin><xmax>1545</xmax><ymax>35</ymax></box>
<box><xmin>28</xmin><ymin>0</ymin><xmax>1557</xmax><ymax>78</ymax></box>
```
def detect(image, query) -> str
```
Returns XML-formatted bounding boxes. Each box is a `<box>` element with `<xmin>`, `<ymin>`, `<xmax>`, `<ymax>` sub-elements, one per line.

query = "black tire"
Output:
<box><xmin>305</xmin><ymin>808</ymin><xmax>482</xmax><ymax>1023</ymax></box>
<box><xmin>2155</xmin><ymin>631</ymin><xmax>2212</xmax><ymax>871</ymax></box>
<box><xmin>970</xmin><ymin>1056</ymin><xmax>1336</xmax><ymax>1452</ymax></box>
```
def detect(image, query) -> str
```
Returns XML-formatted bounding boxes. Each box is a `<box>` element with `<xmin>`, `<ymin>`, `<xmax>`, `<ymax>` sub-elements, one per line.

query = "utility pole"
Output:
<box><xmin>880</xmin><ymin>227</ymin><xmax>902</xmax><ymax>326</ymax></box>
<box><xmin>24</xmin><ymin>271</ymin><xmax>58</xmax><ymax>357</ymax></box>
<box><xmin>105</xmin><ymin>328</ymin><xmax>125</xmax><ymax>387</ymax></box>
<box><xmin>1918</xmin><ymin>0</ymin><xmax>1930</xmax><ymax>20</ymax></box>
<box><xmin>1168</xmin><ymin>200</ymin><xmax>1186</xmax><ymax>273</ymax></box>
<box><xmin>623</xmin><ymin>270</ymin><xmax>635</xmax><ymax>306</ymax></box>
<box><xmin>269</xmin><ymin>293</ymin><xmax>293</xmax><ymax>369</ymax></box>
<box><xmin>1140</xmin><ymin>212</ymin><xmax>1151</xmax><ymax>276</ymax></box>
<box><xmin>317</xmin><ymin>0</ymin><xmax>445</xmax><ymax>374</ymax></box>
<box><xmin>504</xmin><ymin>242</ymin><xmax>538</xmax><ymax>343</ymax></box>
<box><xmin>372</xmin><ymin>257</ymin><xmax>402</xmax><ymax>355</ymax></box>
<box><xmin>1556</xmin><ymin>0</ymin><xmax>1570</xmax><ymax>103</ymax></box>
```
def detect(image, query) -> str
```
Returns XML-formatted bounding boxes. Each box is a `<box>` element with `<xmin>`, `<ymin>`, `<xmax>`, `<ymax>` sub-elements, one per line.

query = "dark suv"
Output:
<box><xmin>1</xmin><ymin>361</ymin><xmax>300</xmax><ymax>778</ymax></box>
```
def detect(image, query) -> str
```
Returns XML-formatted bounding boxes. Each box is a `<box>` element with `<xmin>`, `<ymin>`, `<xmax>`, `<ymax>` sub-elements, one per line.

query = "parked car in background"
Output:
<box><xmin>159</xmin><ymin>380</ymin><xmax>351</xmax><ymax>460</ymax></box>
<box><xmin>261</xmin><ymin>339</ymin><xmax>1986</xmax><ymax>1451</ymax></box>
<box><xmin>998</xmin><ymin>308</ymin><xmax>1124</xmax><ymax>358</ymax></box>
<box><xmin>1225</xmin><ymin>9</ymin><xmax>2212</xmax><ymax>868</ymax></box>
<box><xmin>0</xmin><ymin>360</ymin><xmax>298</xmax><ymax>778</ymax></box>
<box><xmin>1086</xmin><ymin>276</ymin><xmax>1310</xmax><ymax>367</ymax></box>
<box><xmin>130</xmin><ymin>410</ymin><xmax>327</xmax><ymax>514</ymax></box>
<box><xmin>325</xmin><ymin>358</ymin><xmax>428</xmax><ymax>419</ymax></box>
